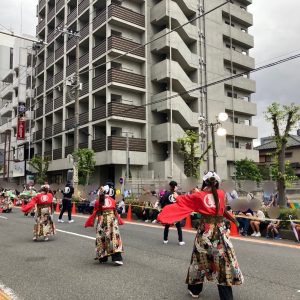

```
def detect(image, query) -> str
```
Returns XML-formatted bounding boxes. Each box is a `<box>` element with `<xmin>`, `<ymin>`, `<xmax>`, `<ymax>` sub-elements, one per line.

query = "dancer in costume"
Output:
<box><xmin>22</xmin><ymin>186</ymin><xmax>55</xmax><ymax>241</ymax></box>
<box><xmin>158</xmin><ymin>172</ymin><xmax>243</xmax><ymax>300</ymax></box>
<box><xmin>85</xmin><ymin>185</ymin><xmax>124</xmax><ymax>265</ymax></box>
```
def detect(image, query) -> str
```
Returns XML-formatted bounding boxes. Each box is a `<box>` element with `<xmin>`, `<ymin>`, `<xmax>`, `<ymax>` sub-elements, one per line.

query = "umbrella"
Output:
<box><xmin>289</xmin><ymin>215</ymin><xmax>299</xmax><ymax>242</ymax></box>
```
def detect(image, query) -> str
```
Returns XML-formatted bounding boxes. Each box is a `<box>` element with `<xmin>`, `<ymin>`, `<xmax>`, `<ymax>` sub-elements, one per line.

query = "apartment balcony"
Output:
<box><xmin>65</xmin><ymin>145</ymin><xmax>74</xmax><ymax>157</ymax></box>
<box><xmin>224</xmin><ymin>96</ymin><xmax>257</xmax><ymax>116</ymax></box>
<box><xmin>47</xmin><ymin>8</ymin><xmax>55</xmax><ymax>22</ymax></box>
<box><xmin>36</xmin><ymin>19</ymin><xmax>45</xmax><ymax>32</ymax></box>
<box><xmin>152</xmin><ymin>60</ymin><xmax>198</xmax><ymax>99</ymax></box>
<box><xmin>1</xmin><ymin>86</ymin><xmax>13</xmax><ymax>101</ymax></box>
<box><xmin>54</xmin><ymin>95</ymin><xmax>63</xmax><ymax>109</ymax></box>
<box><xmin>223</xmin><ymin>122</ymin><xmax>258</xmax><ymax>139</ymax></box>
<box><xmin>223</xmin><ymin>49</ymin><xmax>255</xmax><ymax>70</ymax></box>
<box><xmin>173</xmin><ymin>0</ymin><xmax>197</xmax><ymax>16</ymax></box>
<box><xmin>92</xmin><ymin>40</ymin><xmax>106</xmax><ymax>60</ymax></box>
<box><xmin>36</xmin><ymin>84</ymin><xmax>44</xmax><ymax>96</ymax></box>
<box><xmin>108</xmin><ymin>102</ymin><xmax>146</xmax><ymax>120</ymax></box>
<box><xmin>92</xmin><ymin>106</ymin><xmax>106</xmax><ymax>121</ymax></box>
<box><xmin>78</xmin><ymin>0</ymin><xmax>89</xmax><ymax>15</ymax></box>
<box><xmin>46</xmin><ymin>77</ymin><xmax>54</xmax><ymax>91</ymax></box>
<box><xmin>67</xmin><ymin>9</ymin><xmax>77</xmax><ymax>25</ymax></box>
<box><xmin>108</xmin><ymin>35</ymin><xmax>145</xmax><ymax>60</ymax></box>
<box><xmin>36</xmin><ymin>62</ymin><xmax>44</xmax><ymax>75</ymax></box>
<box><xmin>66</xmin><ymin>62</ymin><xmax>76</xmax><ymax>76</ymax></box>
<box><xmin>38</xmin><ymin>0</ymin><xmax>46</xmax><ymax>10</ymax></box>
<box><xmin>46</xmin><ymin>53</ymin><xmax>54</xmax><ymax>67</ymax></box>
<box><xmin>65</xmin><ymin>117</ymin><xmax>75</xmax><ymax>130</ymax></box>
<box><xmin>222</xmin><ymin>2</ymin><xmax>253</xmax><ymax>27</ymax></box>
<box><xmin>223</xmin><ymin>25</ymin><xmax>254</xmax><ymax>49</ymax></box>
<box><xmin>25</xmin><ymin>110</ymin><xmax>34</xmax><ymax>120</ymax></box>
<box><xmin>92</xmin><ymin>137</ymin><xmax>106</xmax><ymax>153</ymax></box>
<box><xmin>92</xmin><ymin>72</ymin><xmax>106</xmax><ymax>91</ymax></box>
<box><xmin>151</xmin><ymin>0</ymin><xmax>198</xmax><ymax>42</ymax></box>
<box><xmin>53</xmin><ymin>148</ymin><xmax>62</xmax><ymax>160</ymax></box>
<box><xmin>11</xmin><ymin>118</ymin><xmax>18</xmax><ymax>128</ymax></box>
<box><xmin>229</xmin><ymin>76</ymin><xmax>256</xmax><ymax>93</ymax></box>
<box><xmin>55</xmin><ymin>44</ymin><xmax>64</xmax><ymax>61</ymax></box>
<box><xmin>79</xmin><ymin>52</ymin><xmax>89</xmax><ymax>69</ymax></box>
<box><xmin>108</xmin><ymin>4</ymin><xmax>145</xmax><ymax>31</ymax></box>
<box><xmin>56</xmin><ymin>0</ymin><xmax>64</xmax><ymax>12</ymax></box>
<box><xmin>226</xmin><ymin>147</ymin><xmax>258</xmax><ymax>162</ymax></box>
<box><xmin>34</xmin><ymin>129</ymin><xmax>43</xmax><ymax>141</ymax></box>
<box><xmin>152</xmin><ymin>91</ymin><xmax>198</xmax><ymax>128</ymax></box>
<box><xmin>152</xmin><ymin>122</ymin><xmax>185</xmax><ymax>143</ymax></box>
<box><xmin>44</xmin><ymin>126</ymin><xmax>53</xmax><ymax>137</ymax></box>
<box><xmin>108</xmin><ymin>136</ymin><xmax>146</xmax><ymax>152</ymax></box>
<box><xmin>79</xmin><ymin>111</ymin><xmax>89</xmax><ymax>125</ymax></box>
<box><xmin>53</xmin><ymin>122</ymin><xmax>63</xmax><ymax>135</ymax></box>
<box><xmin>79</xmin><ymin>82</ymin><xmax>89</xmax><ymax>97</ymax></box>
<box><xmin>47</xmin><ymin>30</ymin><xmax>55</xmax><ymax>44</ymax></box>
<box><xmin>44</xmin><ymin>150</ymin><xmax>52</xmax><ymax>160</ymax></box>
<box><xmin>45</xmin><ymin>100</ymin><xmax>54</xmax><ymax>113</ymax></box>
<box><xmin>54</xmin><ymin>70</ymin><xmax>63</xmax><ymax>85</ymax></box>
<box><xmin>108</xmin><ymin>68</ymin><xmax>145</xmax><ymax>91</ymax></box>
<box><xmin>35</xmin><ymin>106</ymin><xmax>44</xmax><ymax>118</ymax></box>
<box><xmin>93</xmin><ymin>9</ymin><xmax>106</xmax><ymax>31</ymax></box>
<box><xmin>80</xmin><ymin>24</ymin><xmax>89</xmax><ymax>41</ymax></box>
<box><xmin>0</xmin><ymin>102</ymin><xmax>13</xmax><ymax>117</ymax></box>
<box><xmin>1</xmin><ymin>69</ymin><xmax>14</xmax><ymax>83</ymax></box>
<box><xmin>151</xmin><ymin>29</ymin><xmax>198</xmax><ymax>71</ymax></box>
<box><xmin>0</xmin><ymin>121</ymin><xmax>12</xmax><ymax>134</ymax></box>
<box><xmin>67</xmin><ymin>37</ymin><xmax>76</xmax><ymax>50</ymax></box>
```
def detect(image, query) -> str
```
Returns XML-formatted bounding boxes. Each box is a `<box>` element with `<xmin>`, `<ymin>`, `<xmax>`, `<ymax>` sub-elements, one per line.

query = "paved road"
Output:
<box><xmin>0</xmin><ymin>211</ymin><xmax>299</xmax><ymax>300</ymax></box>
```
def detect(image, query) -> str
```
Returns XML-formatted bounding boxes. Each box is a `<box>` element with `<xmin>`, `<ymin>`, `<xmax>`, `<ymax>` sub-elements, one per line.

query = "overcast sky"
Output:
<box><xmin>0</xmin><ymin>0</ymin><xmax>299</xmax><ymax>142</ymax></box>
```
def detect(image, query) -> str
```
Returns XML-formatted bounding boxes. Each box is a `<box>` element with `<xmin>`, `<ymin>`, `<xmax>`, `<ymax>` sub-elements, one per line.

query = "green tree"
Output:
<box><xmin>265</xmin><ymin>102</ymin><xmax>300</xmax><ymax>207</ymax></box>
<box><xmin>270</xmin><ymin>159</ymin><xmax>298</xmax><ymax>185</ymax></box>
<box><xmin>28</xmin><ymin>156</ymin><xmax>50</xmax><ymax>184</ymax></box>
<box><xmin>235</xmin><ymin>158</ymin><xmax>262</xmax><ymax>182</ymax></box>
<box><xmin>73</xmin><ymin>148</ymin><xmax>96</xmax><ymax>185</ymax></box>
<box><xmin>177</xmin><ymin>130</ymin><xmax>211</xmax><ymax>179</ymax></box>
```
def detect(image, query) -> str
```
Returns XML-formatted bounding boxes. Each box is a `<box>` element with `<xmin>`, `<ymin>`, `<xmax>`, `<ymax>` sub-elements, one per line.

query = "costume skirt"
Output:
<box><xmin>186</xmin><ymin>216</ymin><xmax>244</xmax><ymax>286</ymax></box>
<box><xmin>33</xmin><ymin>205</ymin><xmax>56</xmax><ymax>239</ymax></box>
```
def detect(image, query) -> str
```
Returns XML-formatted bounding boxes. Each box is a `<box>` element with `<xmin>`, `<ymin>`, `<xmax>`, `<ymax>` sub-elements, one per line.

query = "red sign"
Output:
<box><xmin>17</xmin><ymin>118</ymin><xmax>26</xmax><ymax>140</ymax></box>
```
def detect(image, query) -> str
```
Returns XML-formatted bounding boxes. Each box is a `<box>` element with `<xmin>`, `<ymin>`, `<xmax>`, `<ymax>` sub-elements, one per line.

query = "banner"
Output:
<box><xmin>17</xmin><ymin>117</ymin><xmax>26</xmax><ymax>140</ymax></box>
<box><xmin>12</xmin><ymin>161</ymin><xmax>25</xmax><ymax>177</ymax></box>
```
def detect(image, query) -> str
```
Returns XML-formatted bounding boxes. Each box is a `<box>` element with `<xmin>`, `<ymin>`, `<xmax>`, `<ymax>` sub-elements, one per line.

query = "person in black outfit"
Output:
<box><xmin>160</xmin><ymin>181</ymin><xmax>185</xmax><ymax>246</ymax></box>
<box><xmin>58</xmin><ymin>181</ymin><xmax>74</xmax><ymax>223</ymax></box>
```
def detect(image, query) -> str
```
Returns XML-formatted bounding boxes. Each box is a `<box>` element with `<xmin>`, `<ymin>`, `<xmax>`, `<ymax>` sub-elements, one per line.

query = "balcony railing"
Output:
<box><xmin>35</xmin><ymin>107</ymin><xmax>44</xmax><ymax>118</ymax></box>
<box><xmin>53</xmin><ymin>148</ymin><xmax>62</xmax><ymax>160</ymax></box>
<box><xmin>37</xmin><ymin>19</ymin><xmax>45</xmax><ymax>32</ymax></box>
<box><xmin>80</xmin><ymin>24</ymin><xmax>89</xmax><ymax>41</ymax></box>
<box><xmin>36</xmin><ymin>84</ymin><xmax>44</xmax><ymax>96</ymax></box>
<box><xmin>45</xmin><ymin>100</ymin><xmax>53</xmax><ymax>112</ymax></box>
<box><xmin>66</xmin><ymin>62</ymin><xmax>76</xmax><ymax>76</ymax></box>
<box><xmin>55</xmin><ymin>44</ymin><xmax>64</xmax><ymax>60</ymax></box>
<box><xmin>54</xmin><ymin>70</ymin><xmax>63</xmax><ymax>84</ymax></box>
<box><xmin>108</xmin><ymin>4</ymin><xmax>145</xmax><ymax>28</ymax></box>
<box><xmin>47</xmin><ymin>30</ymin><xmax>55</xmax><ymax>43</ymax></box>
<box><xmin>44</xmin><ymin>150</ymin><xmax>52</xmax><ymax>160</ymax></box>
<box><xmin>79</xmin><ymin>82</ymin><xmax>89</xmax><ymax>97</ymax></box>
<box><xmin>53</xmin><ymin>122</ymin><xmax>62</xmax><ymax>135</ymax></box>
<box><xmin>39</xmin><ymin>0</ymin><xmax>46</xmax><ymax>10</ymax></box>
<box><xmin>46</xmin><ymin>53</ymin><xmax>54</xmax><ymax>66</ymax></box>
<box><xmin>46</xmin><ymin>77</ymin><xmax>53</xmax><ymax>90</ymax></box>
<box><xmin>79</xmin><ymin>142</ymin><xmax>88</xmax><ymax>149</ymax></box>
<box><xmin>54</xmin><ymin>95</ymin><xmax>63</xmax><ymax>109</ymax></box>
<box><xmin>65</xmin><ymin>117</ymin><xmax>75</xmax><ymax>130</ymax></box>
<box><xmin>79</xmin><ymin>52</ymin><xmax>89</xmax><ymax>68</ymax></box>
<box><xmin>67</xmin><ymin>9</ymin><xmax>77</xmax><ymax>25</ymax></box>
<box><xmin>93</xmin><ymin>40</ymin><xmax>106</xmax><ymax>60</ymax></box>
<box><xmin>67</xmin><ymin>37</ymin><xmax>76</xmax><ymax>50</ymax></box>
<box><xmin>92</xmin><ymin>72</ymin><xmax>106</xmax><ymax>90</ymax></box>
<box><xmin>108</xmin><ymin>35</ymin><xmax>145</xmax><ymax>57</ymax></box>
<box><xmin>56</xmin><ymin>0</ymin><xmax>64</xmax><ymax>12</ymax></box>
<box><xmin>108</xmin><ymin>68</ymin><xmax>145</xmax><ymax>89</ymax></box>
<box><xmin>79</xmin><ymin>111</ymin><xmax>89</xmax><ymax>125</ymax></box>
<box><xmin>36</xmin><ymin>62</ymin><xmax>44</xmax><ymax>75</ymax></box>
<box><xmin>44</xmin><ymin>126</ymin><xmax>53</xmax><ymax>137</ymax></box>
<box><xmin>34</xmin><ymin>129</ymin><xmax>43</xmax><ymax>141</ymax></box>
<box><xmin>78</xmin><ymin>0</ymin><xmax>89</xmax><ymax>15</ymax></box>
<box><xmin>108</xmin><ymin>136</ymin><xmax>146</xmax><ymax>152</ymax></box>
<box><xmin>108</xmin><ymin>102</ymin><xmax>146</xmax><ymax>120</ymax></box>
<box><xmin>93</xmin><ymin>8</ymin><xmax>106</xmax><ymax>30</ymax></box>
<box><xmin>47</xmin><ymin>8</ymin><xmax>55</xmax><ymax>22</ymax></box>
<box><xmin>92</xmin><ymin>137</ymin><xmax>106</xmax><ymax>152</ymax></box>
<box><xmin>92</xmin><ymin>106</ymin><xmax>106</xmax><ymax>121</ymax></box>
<box><xmin>65</xmin><ymin>145</ymin><xmax>74</xmax><ymax>157</ymax></box>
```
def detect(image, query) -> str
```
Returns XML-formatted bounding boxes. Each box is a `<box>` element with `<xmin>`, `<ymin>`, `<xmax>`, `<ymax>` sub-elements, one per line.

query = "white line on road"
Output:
<box><xmin>0</xmin><ymin>215</ymin><xmax>8</xmax><ymax>220</ymax></box>
<box><xmin>56</xmin><ymin>229</ymin><xmax>95</xmax><ymax>240</ymax></box>
<box><xmin>0</xmin><ymin>281</ymin><xmax>19</xmax><ymax>300</ymax></box>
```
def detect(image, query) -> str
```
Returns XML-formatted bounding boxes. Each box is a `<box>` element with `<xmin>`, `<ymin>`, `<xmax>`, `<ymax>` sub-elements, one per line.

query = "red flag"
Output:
<box><xmin>17</xmin><ymin>117</ymin><xmax>26</xmax><ymax>140</ymax></box>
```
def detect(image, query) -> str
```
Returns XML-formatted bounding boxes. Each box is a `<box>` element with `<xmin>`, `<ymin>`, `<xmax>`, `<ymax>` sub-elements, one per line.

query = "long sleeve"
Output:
<box><xmin>21</xmin><ymin>196</ymin><xmax>37</xmax><ymax>213</ymax></box>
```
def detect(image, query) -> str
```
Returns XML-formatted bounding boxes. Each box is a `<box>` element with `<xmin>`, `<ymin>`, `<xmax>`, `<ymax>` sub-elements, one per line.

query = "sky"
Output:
<box><xmin>0</xmin><ymin>0</ymin><xmax>299</xmax><ymax>143</ymax></box>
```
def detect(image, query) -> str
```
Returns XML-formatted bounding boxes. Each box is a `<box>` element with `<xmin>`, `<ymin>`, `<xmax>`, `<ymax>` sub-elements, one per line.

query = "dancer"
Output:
<box><xmin>85</xmin><ymin>185</ymin><xmax>124</xmax><ymax>265</ymax></box>
<box><xmin>158</xmin><ymin>172</ymin><xmax>243</xmax><ymax>300</ymax></box>
<box><xmin>160</xmin><ymin>181</ymin><xmax>185</xmax><ymax>245</ymax></box>
<box><xmin>22</xmin><ymin>186</ymin><xmax>55</xmax><ymax>241</ymax></box>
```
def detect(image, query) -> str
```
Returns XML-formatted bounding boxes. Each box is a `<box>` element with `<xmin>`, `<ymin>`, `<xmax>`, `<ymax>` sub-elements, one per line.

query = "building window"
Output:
<box><xmin>285</xmin><ymin>152</ymin><xmax>293</xmax><ymax>158</ymax></box>
<box><xmin>227</xmin><ymin>91</ymin><xmax>237</xmax><ymax>98</ymax></box>
<box><xmin>9</xmin><ymin>48</ymin><xmax>13</xmax><ymax>69</ymax></box>
<box><xmin>259</xmin><ymin>156</ymin><xmax>266</xmax><ymax>163</ymax></box>
<box><xmin>225</xmin><ymin>20</ymin><xmax>235</xmax><ymax>27</ymax></box>
<box><xmin>266</xmin><ymin>156</ymin><xmax>272</xmax><ymax>162</ymax></box>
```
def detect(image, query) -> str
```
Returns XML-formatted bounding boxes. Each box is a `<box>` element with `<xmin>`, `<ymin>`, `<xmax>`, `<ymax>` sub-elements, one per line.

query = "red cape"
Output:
<box><xmin>157</xmin><ymin>190</ymin><xmax>226</xmax><ymax>225</ymax></box>
<box><xmin>21</xmin><ymin>193</ymin><xmax>53</xmax><ymax>214</ymax></box>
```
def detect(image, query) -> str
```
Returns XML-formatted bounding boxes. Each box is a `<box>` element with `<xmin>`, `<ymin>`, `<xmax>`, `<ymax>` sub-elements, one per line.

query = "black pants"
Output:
<box><xmin>188</xmin><ymin>284</ymin><xmax>233</xmax><ymax>300</ymax></box>
<box><xmin>99</xmin><ymin>252</ymin><xmax>123</xmax><ymax>263</ymax></box>
<box><xmin>164</xmin><ymin>222</ymin><xmax>183</xmax><ymax>242</ymax></box>
<box><xmin>58</xmin><ymin>199</ymin><xmax>72</xmax><ymax>221</ymax></box>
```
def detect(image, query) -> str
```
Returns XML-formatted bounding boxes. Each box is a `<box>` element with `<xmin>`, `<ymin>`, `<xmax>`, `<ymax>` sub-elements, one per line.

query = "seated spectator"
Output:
<box><xmin>151</xmin><ymin>199</ymin><xmax>160</xmax><ymax>223</ymax></box>
<box><xmin>236</xmin><ymin>209</ymin><xmax>253</xmax><ymax>236</ymax></box>
<box><xmin>250</xmin><ymin>210</ymin><xmax>265</xmax><ymax>237</ymax></box>
<box><xmin>117</xmin><ymin>197</ymin><xmax>126</xmax><ymax>215</ymax></box>
<box><xmin>142</xmin><ymin>201</ymin><xmax>152</xmax><ymax>223</ymax></box>
<box><xmin>266</xmin><ymin>220</ymin><xmax>281</xmax><ymax>239</ymax></box>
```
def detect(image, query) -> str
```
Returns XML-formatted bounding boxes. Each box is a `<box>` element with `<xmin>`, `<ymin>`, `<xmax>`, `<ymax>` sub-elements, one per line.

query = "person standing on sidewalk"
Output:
<box><xmin>58</xmin><ymin>181</ymin><xmax>74</xmax><ymax>223</ymax></box>
<box><xmin>160</xmin><ymin>181</ymin><xmax>185</xmax><ymax>246</ymax></box>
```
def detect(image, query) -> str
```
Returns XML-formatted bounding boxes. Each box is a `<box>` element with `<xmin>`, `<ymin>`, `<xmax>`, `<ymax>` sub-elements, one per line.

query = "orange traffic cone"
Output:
<box><xmin>55</xmin><ymin>202</ymin><xmax>60</xmax><ymax>213</ymax></box>
<box><xmin>72</xmin><ymin>202</ymin><xmax>77</xmax><ymax>215</ymax></box>
<box><xmin>126</xmin><ymin>204</ymin><xmax>132</xmax><ymax>221</ymax></box>
<box><xmin>230</xmin><ymin>220</ymin><xmax>240</xmax><ymax>237</ymax></box>
<box><xmin>184</xmin><ymin>215</ymin><xmax>193</xmax><ymax>230</ymax></box>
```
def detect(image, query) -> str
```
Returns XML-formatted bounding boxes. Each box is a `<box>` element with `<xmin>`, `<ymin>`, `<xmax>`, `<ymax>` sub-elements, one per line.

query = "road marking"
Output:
<box><xmin>0</xmin><ymin>216</ymin><xmax>8</xmax><ymax>220</ymax></box>
<box><xmin>56</xmin><ymin>229</ymin><xmax>95</xmax><ymax>240</ymax></box>
<box><xmin>0</xmin><ymin>281</ymin><xmax>19</xmax><ymax>300</ymax></box>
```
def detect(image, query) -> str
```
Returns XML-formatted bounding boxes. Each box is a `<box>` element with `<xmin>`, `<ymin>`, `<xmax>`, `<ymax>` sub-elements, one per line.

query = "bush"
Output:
<box><xmin>264</xmin><ymin>208</ymin><xmax>299</xmax><ymax>229</ymax></box>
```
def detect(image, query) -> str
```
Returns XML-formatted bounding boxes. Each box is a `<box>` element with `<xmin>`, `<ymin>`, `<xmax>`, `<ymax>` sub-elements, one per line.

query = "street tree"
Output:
<box><xmin>265</xmin><ymin>102</ymin><xmax>300</xmax><ymax>207</ymax></box>
<box><xmin>177</xmin><ymin>130</ymin><xmax>211</xmax><ymax>179</ymax></box>
<box><xmin>235</xmin><ymin>158</ymin><xmax>262</xmax><ymax>183</ymax></box>
<box><xmin>28</xmin><ymin>156</ymin><xmax>50</xmax><ymax>184</ymax></box>
<box><xmin>73</xmin><ymin>148</ymin><xmax>96</xmax><ymax>185</ymax></box>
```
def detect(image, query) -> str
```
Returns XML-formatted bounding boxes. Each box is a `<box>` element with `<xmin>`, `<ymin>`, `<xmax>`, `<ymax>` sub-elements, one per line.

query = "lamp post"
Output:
<box><xmin>198</xmin><ymin>112</ymin><xmax>228</xmax><ymax>172</ymax></box>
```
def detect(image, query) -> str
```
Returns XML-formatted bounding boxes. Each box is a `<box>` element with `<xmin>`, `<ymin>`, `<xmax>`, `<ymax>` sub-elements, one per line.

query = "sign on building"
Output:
<box><xmin>17</xmin><ymin>117</ymin><xmax>26</xmax><ymax>140</ymax></box>
<box><xmin>12</xmin><ymin>161</ymin><xmax>25</xmax><ymax>177</ymax></box>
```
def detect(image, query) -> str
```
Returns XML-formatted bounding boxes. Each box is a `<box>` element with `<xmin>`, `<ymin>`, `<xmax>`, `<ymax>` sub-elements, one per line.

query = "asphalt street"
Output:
<box><xmin>0</xmin><ymin>210</ymin><xmax>299</xmax><ymax>300</ymax></box>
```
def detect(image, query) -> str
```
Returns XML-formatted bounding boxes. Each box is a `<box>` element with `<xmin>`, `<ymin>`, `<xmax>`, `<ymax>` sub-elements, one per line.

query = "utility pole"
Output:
<box><xmin>126</xmin><ymin>132</ymin><xmax>129</xmax><ymax>180</ymax></box>
<box><xmin>56</xmin><ymin>26</ymin><xmax>81</xmax><ymax>196</ymax></box>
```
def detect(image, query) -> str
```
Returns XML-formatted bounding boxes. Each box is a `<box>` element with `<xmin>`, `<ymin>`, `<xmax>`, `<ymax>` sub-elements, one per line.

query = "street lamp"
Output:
<box><xmin>198</xmin><ymin>112</ymin><xmax>228</xmax><ymax>172</ymax></box>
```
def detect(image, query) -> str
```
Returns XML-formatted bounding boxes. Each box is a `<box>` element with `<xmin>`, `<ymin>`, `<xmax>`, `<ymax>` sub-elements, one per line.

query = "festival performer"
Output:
<box><xmin>85</xmin><ymin>185</ymin><xmax>124</xmax><ymax>265</ymax></box>
<box><xmin>22</xmin><ymin>186</ymin><xmax>55</xmax><ymax>241</ymax></box>
<box><xmin>157</xmin><ymin>172</ymin><xmax>243</xmax><ymax>300</ymax></box>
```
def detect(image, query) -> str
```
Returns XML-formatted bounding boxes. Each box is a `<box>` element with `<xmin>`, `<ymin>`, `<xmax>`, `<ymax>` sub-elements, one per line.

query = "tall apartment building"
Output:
<box><xmin>33</xmin><ymin>0</ymin><xmax>258</xmax><ymax>184</ymax></box>
<box><xmin>0</xmin><ymin>36</ymin><xmax>35</xmax><ymax>182</ymax></box>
